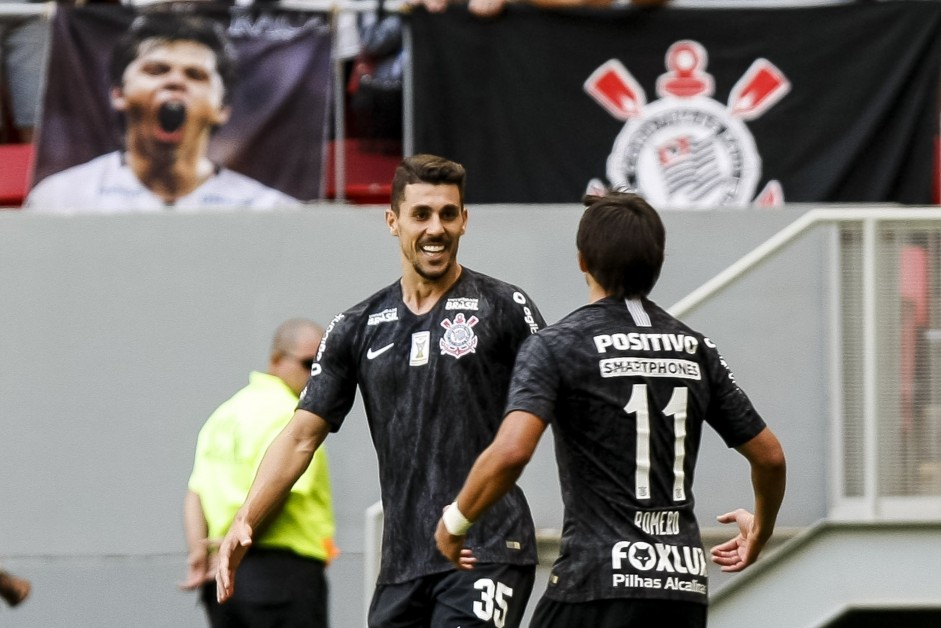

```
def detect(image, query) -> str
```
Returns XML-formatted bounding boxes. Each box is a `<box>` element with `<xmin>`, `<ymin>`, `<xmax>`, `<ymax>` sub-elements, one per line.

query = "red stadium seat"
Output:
<box><xmin>324</xmin><ymin>140</ymin><xmax>398</xmax><ymax>205</ymax></box>
<box><xmin>0</xmin><ymin>143</ymin><xmax>33</xmax><ymax>208</ymax></box>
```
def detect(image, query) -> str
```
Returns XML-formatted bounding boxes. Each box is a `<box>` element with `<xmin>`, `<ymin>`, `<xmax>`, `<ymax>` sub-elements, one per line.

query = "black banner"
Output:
<box><xmin>36</xmin><ymin>3</ymin><xmax>333</xmax><ymax>201</ymax></box>
<box><xmin>410</xmin><ymin>3</ymin><xmax>941</xmax><ymax>207</ymax></box>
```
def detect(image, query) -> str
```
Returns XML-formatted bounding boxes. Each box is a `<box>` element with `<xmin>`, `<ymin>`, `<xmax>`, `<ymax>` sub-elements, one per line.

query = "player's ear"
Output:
<box><xmin>577</xmin><ymin>250</ymin><xmax>588</xmax><ymax>272</ymax></box>
<box><xmin>110</xmin><ymin>86</ymin><xmax>127</xmax><ymax>112</ymax></box>
<box><xmin>386</xmin><ymin>208</ymin><xmax>399</xmax><ymax>235</ymax></box>
<box><xmin>460</xmin><ymin>207</ymin><xmax>467</xmax><ymax>234</ymax></box>
<box><xmin>211</xmin><ymin>104</ymin><xmax>232</xmax><ymax>127</ymax></box>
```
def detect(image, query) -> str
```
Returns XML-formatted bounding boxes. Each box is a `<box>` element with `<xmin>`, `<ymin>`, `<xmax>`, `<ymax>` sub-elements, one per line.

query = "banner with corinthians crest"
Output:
<box><xmin>409</xmin><ymin>2</ymin><xmax>941</xmax><ymax>208</ymax></box>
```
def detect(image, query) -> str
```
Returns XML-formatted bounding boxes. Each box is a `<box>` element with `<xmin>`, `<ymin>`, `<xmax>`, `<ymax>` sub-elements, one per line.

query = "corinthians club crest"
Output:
<box><xmin>440</xmin><ymin>312</ymin><xmax>479</xmax><ymax>359</ymax></box>
<box><xmin>585</xmin><ymin>40</ymin><xmax>790</xmax><ymax>209</ymax></box>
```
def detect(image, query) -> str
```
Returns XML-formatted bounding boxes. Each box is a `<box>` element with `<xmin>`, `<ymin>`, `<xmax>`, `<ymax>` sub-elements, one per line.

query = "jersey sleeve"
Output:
<box><xmin>297</xmin><ymin>311</ymin><xmax>359</xmax><ymax>431</ymax></box>
<box><xmin>501</xmin><ymin>284</ymin><xmax>547</xmax><ymax>351</ymax></box>
<box><xmin>522</xmin><ymin>288</ymin><xmax>548</xmax><ymax>330</ymax></box>
<box><xmin>504</xmin><ymin>333</ymin><xmax>560</xmax><ymax>424</ymax></box>
<box><xmin>701</xmin><ymin>336</ymin><xmax>767</xmax><ymax>448</ymax></box>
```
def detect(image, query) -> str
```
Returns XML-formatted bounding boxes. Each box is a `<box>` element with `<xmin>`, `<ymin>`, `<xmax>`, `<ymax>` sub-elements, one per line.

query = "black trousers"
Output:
<box><xmin>531</xmin><ymin>597</ymin><xmax>706</xmax><ymax>628</ymax></box>
<box><xmin>201</xmin><ymin>548</ymin><xmax>328</xmax><ymax>628</ymax></box>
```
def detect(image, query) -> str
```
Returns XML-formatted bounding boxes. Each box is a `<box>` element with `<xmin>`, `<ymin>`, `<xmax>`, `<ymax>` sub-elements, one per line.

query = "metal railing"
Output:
<box><xmin>669</xmin><ymin>207</ymin><xmax>941</xmax><ymax>521</ymax></box>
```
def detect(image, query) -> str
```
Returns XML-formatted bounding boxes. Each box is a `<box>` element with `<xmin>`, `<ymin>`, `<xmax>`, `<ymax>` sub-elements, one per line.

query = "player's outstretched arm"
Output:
<box><xmin>711</xmin><ymin>427</ymin><xmax>786</xmax><ymax>572</ymax></box>
<box><xmin>435</xmin><ymin>410</ymin><xmax>547</xmax><ymax>569</ymax></box>
<box><xmin>216</xmin><ymin>409</ymin><xmax>331</xmax><ymax>602</ymax></box>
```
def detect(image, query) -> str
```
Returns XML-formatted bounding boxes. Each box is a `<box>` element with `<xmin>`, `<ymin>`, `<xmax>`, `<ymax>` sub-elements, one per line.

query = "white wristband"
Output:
<box><xmin>442</xmin><ymin>501</ymin><xmax>473</xmax><ymax>536</ymax></box>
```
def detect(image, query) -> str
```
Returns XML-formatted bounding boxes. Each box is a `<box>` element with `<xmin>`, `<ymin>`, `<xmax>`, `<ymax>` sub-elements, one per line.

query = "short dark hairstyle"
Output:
<box><xmin>109</xmin><ymin>13</ymin><xmax>238</xmax><ymax>104</ymax></box>
<box><xmin>390</xmin><ymin>154</ymin><xmax>466</xmax><ymax>213</ymax></box>
<box><xmin>576</xmin><ymin>191</ymin><xmax>665</xmax><ymax>300</ymax></box>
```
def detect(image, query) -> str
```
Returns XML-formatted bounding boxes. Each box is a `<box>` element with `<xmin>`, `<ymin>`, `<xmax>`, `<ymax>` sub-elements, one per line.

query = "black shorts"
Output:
<box><xmin>530</xmin><ymin>597</ymin><xmax>706</xmax><ymax>628</ymax></box>
<box><xmin>368</xmin><ymin>563</ymin><xmax>536</xmax><ymax>628</ymax></box>
<box><xmin>201</xmin><ymin>548</ymin><xmax>328</xmax><ymax>628</ymax></box>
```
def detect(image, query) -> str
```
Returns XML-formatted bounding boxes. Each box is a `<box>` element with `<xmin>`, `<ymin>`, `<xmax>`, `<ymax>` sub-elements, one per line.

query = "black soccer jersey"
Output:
<box><xmin>505</xmin><ymin>297</ymin><xmax>766</xmax><ymax>605</ymax></box>
<box><xmin>298</xmin><ymin>267</ymin><xmax>545</xmax><ymax>584</ymax></box>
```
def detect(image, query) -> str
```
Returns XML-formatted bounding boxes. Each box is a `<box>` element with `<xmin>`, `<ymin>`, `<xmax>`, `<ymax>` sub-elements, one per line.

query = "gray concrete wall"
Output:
<box><xmin>0</xmin><ymin>203</ymin><xmax>829</xmax><ymax>627</ymax></box>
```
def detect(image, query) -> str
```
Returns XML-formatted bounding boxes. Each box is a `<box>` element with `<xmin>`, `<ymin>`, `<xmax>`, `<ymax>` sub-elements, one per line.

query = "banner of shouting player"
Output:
<box><xmin>409</xmin><ymin>2</ymin><xmax>941</xmax><ymax>208</ymax></box>
<box><xmin>29</xmin><ymin>2</ymin><xmax>332</xmax><ymax>211</ymax></box>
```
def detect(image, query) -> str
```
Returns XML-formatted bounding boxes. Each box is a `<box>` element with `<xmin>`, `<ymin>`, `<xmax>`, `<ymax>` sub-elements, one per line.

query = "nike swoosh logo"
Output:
<box><xmin>366</xmin><ymin>343</ymin><xmax>394</xmax><ymax>359</ymax></box>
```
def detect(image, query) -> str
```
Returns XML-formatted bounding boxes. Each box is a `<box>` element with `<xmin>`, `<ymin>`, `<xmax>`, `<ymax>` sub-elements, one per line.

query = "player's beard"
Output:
<box><xmin>412</xmin><ymin>258</ymin><xmax>451</xmax><ymax>281</ymax></box>
<box><xmin>411</xmin><ymin>237</ymin><xmax>458</xmax><ymax>282</ymax></box>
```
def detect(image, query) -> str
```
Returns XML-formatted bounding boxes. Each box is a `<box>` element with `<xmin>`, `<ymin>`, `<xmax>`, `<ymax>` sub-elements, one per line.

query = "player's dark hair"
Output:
<box><xmin>390</xmin><ymin>154</ymin><xmax>466</xmax><ymax>214</ymax></box>
<box><xmin>577</xmin><ymin>191</ymin><xmax>665</xmax><ymax>300</ymax></box>
<box><xmin>110</xmin><ymin>13</ymin><xmax>238</xmax><ymax>104</ymax></box>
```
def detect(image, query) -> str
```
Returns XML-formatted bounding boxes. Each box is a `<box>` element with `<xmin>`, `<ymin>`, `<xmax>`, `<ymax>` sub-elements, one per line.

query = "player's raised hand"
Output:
<box><xmin>215</xmin><ymin>519</ymin><xmax>253</xmax><ymax>602</ymax></box>
<box><xmin>710</xmin><ymin>508</ymin><xmax>767</xmax><ymax>573</ymax></box>
<box><xmin>435</xmin><ymin>517</ymin><xmax>477</xmax><ymax>570</ymax></box>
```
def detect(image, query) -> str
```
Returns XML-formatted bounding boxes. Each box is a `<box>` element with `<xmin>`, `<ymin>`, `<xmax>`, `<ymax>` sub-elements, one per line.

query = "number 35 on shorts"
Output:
<box><xmin>473</xmin><ymin>579</ymin><xmax>514</xmax><ymax>628</ymax></box>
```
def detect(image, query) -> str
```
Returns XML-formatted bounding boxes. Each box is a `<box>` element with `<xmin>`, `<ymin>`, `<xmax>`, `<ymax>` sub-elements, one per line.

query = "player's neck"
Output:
<box><xmin>125</xmin><ymin>135</ymin><xmax>214</xmax><ymax>202</ymax></box>
<box><xmin>586</xmin><ymin>273</ymin><xmax>608</xmax><ymax>303</ymax></box>
<box><xmin>400</xmin><ymin>264</ymin><xmax>463</xmax><ymax>315</ymax></box>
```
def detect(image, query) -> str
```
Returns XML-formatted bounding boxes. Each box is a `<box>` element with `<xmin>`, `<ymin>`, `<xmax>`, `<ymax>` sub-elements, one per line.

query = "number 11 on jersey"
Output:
<box><xmin>624</xmin><ymin>383</ymin><xmax>688</xmax><ymax>502</ymax></box>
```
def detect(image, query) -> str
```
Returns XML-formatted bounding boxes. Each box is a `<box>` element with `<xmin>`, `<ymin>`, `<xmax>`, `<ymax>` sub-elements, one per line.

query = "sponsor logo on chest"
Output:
<box><xmin>445</xmin><ymin>297</ymin><xmax>479</xmax><ymax>311</ymax></box>
<box><xmin>367</xmin><ymin>308</ymin><xmax>399</xmax><ymax>326</ymax></box>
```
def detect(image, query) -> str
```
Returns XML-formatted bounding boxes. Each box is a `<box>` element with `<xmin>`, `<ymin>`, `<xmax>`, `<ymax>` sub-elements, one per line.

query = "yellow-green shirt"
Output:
<box><xmin>188</xmin><ymin>371</ymin><xmax>337</xmax><ymax>562</ymax></box>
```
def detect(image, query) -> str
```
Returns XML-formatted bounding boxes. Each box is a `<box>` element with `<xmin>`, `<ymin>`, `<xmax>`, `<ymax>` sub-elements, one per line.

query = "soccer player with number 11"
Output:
<box><xmin>436</xmin><ymin>191</ymin><xmax>786</xmax><ymax>628</ymax></box>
